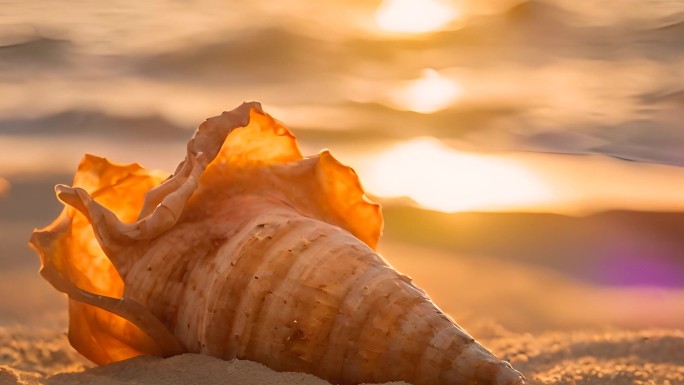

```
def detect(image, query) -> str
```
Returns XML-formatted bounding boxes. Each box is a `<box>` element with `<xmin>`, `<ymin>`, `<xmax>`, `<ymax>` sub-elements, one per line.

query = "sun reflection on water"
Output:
<box><xmin>356</xmin><ymin>137</ymin><xmax>551</xmax><ymax>212</ymax></box>
<box><xmin>375</xmin><ymin>0</ymin><xmax>458</xmax><ymax>34</ymax></box>
<box><xmin>392</xmin><ymin>69</ymin><xmax>463</xmax><ymax>113</ymax></box>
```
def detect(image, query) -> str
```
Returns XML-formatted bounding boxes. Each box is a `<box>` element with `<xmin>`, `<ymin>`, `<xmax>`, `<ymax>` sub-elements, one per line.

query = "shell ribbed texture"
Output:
<box><xmin>122</xmin><ymin>196</ymin><xmax>511</xmax><ymax>385</ymax></box>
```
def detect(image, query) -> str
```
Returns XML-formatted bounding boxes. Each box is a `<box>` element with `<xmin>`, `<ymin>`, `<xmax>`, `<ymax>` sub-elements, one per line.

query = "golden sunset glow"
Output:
<box><xmin>392</xmin><ymin>69</ymin><xmax>463</xmax><ymax>113</ymax></box>
<box><xmin>356</xmin><ymin>138</ymin><xmax>551</xmax><ymax>212</ymax></box>
<box><xmin>375</xmin><ymin>0</ymin><xmax>458</xmax><ymax>34</ymax></box>
<box><xmin>0</xmin><ymin>177</ymin><xmax>9</xmax><ymax>197</ymax></box>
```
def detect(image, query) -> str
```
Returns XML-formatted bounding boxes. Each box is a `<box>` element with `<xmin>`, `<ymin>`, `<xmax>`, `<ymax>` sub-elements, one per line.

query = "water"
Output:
<box><xmin>2</xmin><ymin>0</ymin><xmax>683</xmax><ymax>159</ymax></box>
<box><xmin>2</xmin><ymin>0</ymin><xmax>684</xmax><ymax>290</ymax></box>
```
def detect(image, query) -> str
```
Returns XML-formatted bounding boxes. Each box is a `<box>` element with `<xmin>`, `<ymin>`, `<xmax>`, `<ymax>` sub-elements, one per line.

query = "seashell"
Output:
<box><xmin>30</xmin><ymin>102</ymin><xmax>526</xmax><ymax>385</ymax></box>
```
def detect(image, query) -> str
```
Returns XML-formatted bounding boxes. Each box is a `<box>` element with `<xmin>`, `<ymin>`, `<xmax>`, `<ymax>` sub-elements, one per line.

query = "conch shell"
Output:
<box><xmin>30</xmin><ymin>102</ymin><xmax>526</xmax><ymax>384</ymax></box>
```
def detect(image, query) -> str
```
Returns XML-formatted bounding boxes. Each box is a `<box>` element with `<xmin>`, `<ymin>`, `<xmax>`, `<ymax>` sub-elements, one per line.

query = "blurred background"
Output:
<box><xmin>1</xmin><ymin>0</ymin><xmax>684</xmax><ymax>333</ymax></box>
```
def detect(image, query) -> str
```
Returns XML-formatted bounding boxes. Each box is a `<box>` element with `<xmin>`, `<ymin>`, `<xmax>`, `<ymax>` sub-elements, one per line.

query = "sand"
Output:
<box><xmin>1</xmin><ymin>326</ymin><xmax>682</xmax><ymax>385</ymax></box>
<box><xmin>0</xmin><ymin>325</ymin><xmax>402</xmax><ymax>385</ymax></box>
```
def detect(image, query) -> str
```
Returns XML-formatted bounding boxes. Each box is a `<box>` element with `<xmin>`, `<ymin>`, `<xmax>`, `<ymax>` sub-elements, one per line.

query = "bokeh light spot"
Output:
<box><xmin>393</xmin><ymin>69</ymin><xmax>463</xmax><ymax>113</ymax></box>
<box><xmin>358</xmin><ymin>137</ymin><xmax>551</xmax><ymax>212</ymax></box>
<box><xmin>375</xmin><ymin>0</ymin><xmax>458</xmax><ymax>34</ymax></box>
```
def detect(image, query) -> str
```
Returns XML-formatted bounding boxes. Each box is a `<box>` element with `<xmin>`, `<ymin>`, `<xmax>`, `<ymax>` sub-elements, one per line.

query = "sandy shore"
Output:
<box><xmin>1</xmin><ymin>325</ymin><xmax>682</xmax><ymax>384</ymax></box>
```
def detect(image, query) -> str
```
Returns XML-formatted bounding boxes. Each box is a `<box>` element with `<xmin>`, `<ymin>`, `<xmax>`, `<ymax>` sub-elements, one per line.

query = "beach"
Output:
<box><xmin>1</xmin><ymin>326</ymin><xmax>683</xmax><ymax>384</ymax></box>
<box><xmin>2</xmin><ymin>0</ymin><xmax>684</xmax><ymax>383</ymax></box>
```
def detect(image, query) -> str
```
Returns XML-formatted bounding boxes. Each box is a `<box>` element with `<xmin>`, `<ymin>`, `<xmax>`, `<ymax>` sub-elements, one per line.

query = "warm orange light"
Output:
<box><xmin>357</xmin><ymin>138</ymin><xmax>550</xmax><ymax>212</ymax></box>
<box><xmin>375</xmin><ymin>0</ymin><xmax>458</xmax><ymax>34</ymax></box>
<box><xmin>0</xmin><ymin>177</ymin><xmax>8</xmax><ymax>197</ymax></box>
<box><xmin>392</xmin><ymin>69</ymin><xmax>463</xmax><ymax>113</ymax></box>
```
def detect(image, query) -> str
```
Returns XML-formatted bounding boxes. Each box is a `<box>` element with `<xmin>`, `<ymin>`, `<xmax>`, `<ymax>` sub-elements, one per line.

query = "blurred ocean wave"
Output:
<box><xmin>1</xmin><ymin>0</ymin><xmax>684</xmax><ymax>183</ymax></box>
<box><xmin>1</xmin><ymin>0</ymin><xmax>683</xmax><ymax>154</ymax></box>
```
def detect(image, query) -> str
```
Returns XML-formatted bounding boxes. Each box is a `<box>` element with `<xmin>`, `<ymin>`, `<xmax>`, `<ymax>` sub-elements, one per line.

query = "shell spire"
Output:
<box><xmin>30</xmin><ymin>102</ymin><xmax>526</xmax><ymax>384</ymax></box>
